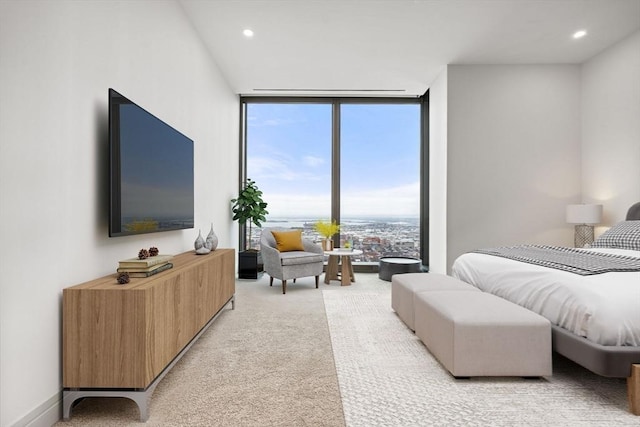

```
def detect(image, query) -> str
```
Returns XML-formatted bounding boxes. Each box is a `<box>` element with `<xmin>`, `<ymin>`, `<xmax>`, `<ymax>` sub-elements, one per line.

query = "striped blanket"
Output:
<box><xmin>473</xmin><ymin>245</ymin><xmax>640</xmax><ymax>275</ymax></box>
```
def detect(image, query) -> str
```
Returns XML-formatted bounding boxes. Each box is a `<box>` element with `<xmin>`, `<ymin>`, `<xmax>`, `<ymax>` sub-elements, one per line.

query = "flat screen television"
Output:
<box><xmin>109</xmin><ymin>88</ymin><xmax>194</xmax><ymax>237</ymax></box>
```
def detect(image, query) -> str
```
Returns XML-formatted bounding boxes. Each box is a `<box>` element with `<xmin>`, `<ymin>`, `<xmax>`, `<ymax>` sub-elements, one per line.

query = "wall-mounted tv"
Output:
<box><xmin>109</xmin><ymin>88</ymin><xmax>194</xmax><ymax>237</ymax></box>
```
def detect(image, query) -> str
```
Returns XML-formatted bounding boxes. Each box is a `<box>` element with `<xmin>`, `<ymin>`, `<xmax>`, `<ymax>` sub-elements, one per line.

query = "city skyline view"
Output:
<box><xmin>252</xmin><ymin>216</ymin><xmax>421</xmax><ymax>263</ymax></box>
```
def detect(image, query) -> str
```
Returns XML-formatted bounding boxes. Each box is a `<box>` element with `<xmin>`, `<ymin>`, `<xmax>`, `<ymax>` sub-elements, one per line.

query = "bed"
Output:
<box><xmin>451</xmin><ymin>202</ymin><xmax>640</xmax><ymax>415</ymax></box>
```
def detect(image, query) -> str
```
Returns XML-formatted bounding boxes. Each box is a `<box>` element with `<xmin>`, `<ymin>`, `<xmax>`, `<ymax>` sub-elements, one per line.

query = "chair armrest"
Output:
<box><xmin>260</xmin><ymin>243</ymin><xmax>282</xmax><ymax>273</ymax></box>
<box><xmin>302</xmin><ymin>239</ymin><xmax>323</xmax><ymax>254</ymax></box>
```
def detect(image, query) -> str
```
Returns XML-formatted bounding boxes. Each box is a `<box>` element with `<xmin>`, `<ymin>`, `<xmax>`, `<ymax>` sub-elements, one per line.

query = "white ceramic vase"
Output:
<box><xmin>205</xmin><ymin>223</ymin><xmax>218</xmax><ymax>251</ymax></box>
<box><xmin>194</xmin><ymin>229</ymin><xmax>205</xmax><ymax>250</ymax></box>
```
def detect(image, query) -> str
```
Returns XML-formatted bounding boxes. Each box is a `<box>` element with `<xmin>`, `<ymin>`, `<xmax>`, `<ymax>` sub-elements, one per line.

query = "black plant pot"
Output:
<box><xmin>238</xmin><ymin>250</ymin><xmax>263</xmax><ymax>279</ymax></box>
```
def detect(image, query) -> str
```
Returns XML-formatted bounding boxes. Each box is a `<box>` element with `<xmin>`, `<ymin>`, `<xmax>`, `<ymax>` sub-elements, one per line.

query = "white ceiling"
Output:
<box><xmin>179</xmin><ymin>0</ymin><xmax>640</xmax><ymax>97</ymax></box>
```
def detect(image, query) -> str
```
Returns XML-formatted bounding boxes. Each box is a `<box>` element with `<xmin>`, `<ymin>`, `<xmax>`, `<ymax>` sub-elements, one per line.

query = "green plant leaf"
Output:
<box><xmin>230</xmin><ymin>178</ymin><xmax>269</xmax><ymax>250</ymax></box>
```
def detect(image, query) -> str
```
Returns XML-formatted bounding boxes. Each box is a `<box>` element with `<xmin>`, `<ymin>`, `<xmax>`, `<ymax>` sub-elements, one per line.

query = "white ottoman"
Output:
<box><xmin>391</xmin><ymin>273</ymin><xmax>480</xmax><ymax>331</ymax></box>
<box><xmin>414</xmin><ymin>291</ymin><xmax>552</xmax><ymax>377</ymax></box>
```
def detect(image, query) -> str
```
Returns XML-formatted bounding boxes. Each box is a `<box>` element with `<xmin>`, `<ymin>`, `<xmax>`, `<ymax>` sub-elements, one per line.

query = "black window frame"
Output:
<box><xmin>238</xmin><ymin>94</ymin><xmax>430</xmax><ymax>270</ymax></box>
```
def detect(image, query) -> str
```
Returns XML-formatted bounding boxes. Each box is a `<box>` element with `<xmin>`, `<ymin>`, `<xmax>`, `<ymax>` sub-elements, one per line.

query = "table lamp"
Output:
<box><xmin>566</xmin><ymin>204</ymin><xmax>603</xmax><ymax>247</ymax></box>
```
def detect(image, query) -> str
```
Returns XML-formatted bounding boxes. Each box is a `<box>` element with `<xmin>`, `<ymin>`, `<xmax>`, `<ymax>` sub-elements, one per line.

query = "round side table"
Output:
<box><xmin>324</xmin><ymin>249</ymin><xmax>363</xmax><ymax>286</ymax></box>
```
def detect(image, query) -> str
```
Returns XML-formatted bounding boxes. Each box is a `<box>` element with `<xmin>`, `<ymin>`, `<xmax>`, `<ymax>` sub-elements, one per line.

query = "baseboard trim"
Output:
<box><xmin>10</xmin><ymin>392</ymin><xmax>61</xmax><ymax>427</ymax></box>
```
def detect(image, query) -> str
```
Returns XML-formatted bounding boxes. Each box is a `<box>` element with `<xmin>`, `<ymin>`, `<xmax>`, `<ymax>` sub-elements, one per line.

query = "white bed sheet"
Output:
<box><xmin>452</xmin><ymin>248</ymin><xmax>640</xmax><ymax>346</ymax></box>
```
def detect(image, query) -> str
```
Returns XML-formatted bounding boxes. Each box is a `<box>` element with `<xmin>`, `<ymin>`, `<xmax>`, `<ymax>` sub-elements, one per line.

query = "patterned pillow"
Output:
<box><xmin>591</xmin><ymin>221</ymin><xmax>640</xmax><ymax>251</ymax></box>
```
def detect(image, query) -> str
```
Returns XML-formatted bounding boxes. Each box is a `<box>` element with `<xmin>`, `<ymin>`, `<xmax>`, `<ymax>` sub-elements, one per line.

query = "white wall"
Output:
<box><xmin>581</xmin><ymin>30</ymin><xmax>640</xmax><ymax>226</ymax></box>
<box><xmin>429</xmin><ymin>31</ymin><xmax>640</xmax><ymax>272</ymax></box>
<box><xmin>443</xmin><ymin>65</ymin><xmax>582</xmax><ymax>271</ymax></box>
<box><xmin>0</xmin><ymin>1</ymin><xmax>239</xmax><ymax>426</ymax></box>
<box><xmin>428</xmin><ymin>69</ymin><xmax>448</xmax><ymax>274</ymax></box>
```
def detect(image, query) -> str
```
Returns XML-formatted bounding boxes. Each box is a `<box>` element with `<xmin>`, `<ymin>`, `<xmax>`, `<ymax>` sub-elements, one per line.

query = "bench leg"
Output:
<box><xmin>629</xmin><ymin>364</ymin><xmax>640</xmax><ymax>415</ymax></box>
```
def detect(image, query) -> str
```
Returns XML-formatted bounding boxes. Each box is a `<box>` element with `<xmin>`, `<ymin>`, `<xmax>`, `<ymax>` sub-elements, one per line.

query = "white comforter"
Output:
<box><xmin>452</xmin><ymin>248</ymin><xmax>640</xmax><ymax>346</ymax></box>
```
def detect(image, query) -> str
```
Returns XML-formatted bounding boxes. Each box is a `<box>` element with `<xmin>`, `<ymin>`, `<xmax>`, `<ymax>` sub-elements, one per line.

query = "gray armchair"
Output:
<box><xmin>260</xmin><ymin>228</ymin><xmax>324</xmax><ymax>294</ymax></box>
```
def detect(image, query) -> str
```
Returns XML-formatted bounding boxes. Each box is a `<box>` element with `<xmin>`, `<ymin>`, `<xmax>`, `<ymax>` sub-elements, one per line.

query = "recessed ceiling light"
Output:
<box><xmin>573</xmin><ymin>30</ymin><xmax>587</xmax><ymax>39</ymax></box>
<box><xmin>243</xmin><ymin>29</ymin><xmax>254</xmax><ymax>38</ymax></box>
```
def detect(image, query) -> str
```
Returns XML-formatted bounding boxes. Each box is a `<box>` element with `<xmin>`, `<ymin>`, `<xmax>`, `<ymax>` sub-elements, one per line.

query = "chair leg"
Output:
<box><xmin>282</xmin><ymin>279</ymin><xmax>287</xmax><ymax>294</ymax></box>
<box><xmin>270</xmin><ymin>276</ymin><xmax>273</xmax><ymax>287</ymax></box>
<box><xmin>315</xmin><ymin>275</ymin><xmax>319</xmax><ymax>288</ymax></box>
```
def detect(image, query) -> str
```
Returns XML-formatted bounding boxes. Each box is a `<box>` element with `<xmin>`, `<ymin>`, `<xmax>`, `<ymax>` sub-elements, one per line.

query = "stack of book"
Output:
<box><xmin>117</xmin><ymin>254</ymin><xmax>173</xmax><ymax>278</ymax></box>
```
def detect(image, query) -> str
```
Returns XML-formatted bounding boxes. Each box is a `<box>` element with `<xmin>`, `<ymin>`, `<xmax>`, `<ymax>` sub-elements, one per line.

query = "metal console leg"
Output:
<box><xmin>63</xmin><ymin>388</ymin><xmax>152</xmax><ymax>422</ymax></box>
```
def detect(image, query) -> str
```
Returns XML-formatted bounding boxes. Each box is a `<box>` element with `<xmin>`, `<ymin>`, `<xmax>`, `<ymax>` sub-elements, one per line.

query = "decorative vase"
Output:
<box><xmin>205</xmin><ymin>223</ymin><xmax>218</xmax><ymax>251</ymax></box>
<box><xmin>194</xmin><ymin>230</ymin><xmax>205</xmax><ymax>250</ymax></box>
<box><xmin>322</xmin><ymin>238</ymin><xmax>334</xmax><ymax>251</ymax></box>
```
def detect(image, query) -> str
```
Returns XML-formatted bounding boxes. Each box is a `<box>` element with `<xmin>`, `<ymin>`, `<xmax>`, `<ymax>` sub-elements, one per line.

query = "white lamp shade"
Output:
<box><xmin>566</xmin><ymin>204</ymin><xmax>603</xmax><ymax>224</ymax></box>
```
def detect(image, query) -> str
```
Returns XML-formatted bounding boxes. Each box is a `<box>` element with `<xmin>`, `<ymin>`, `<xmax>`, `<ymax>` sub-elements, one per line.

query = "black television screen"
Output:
<box><xmin>109</xmin><ymin>89</ymin><xmax>194</xmax><ymax>237</ymax></box>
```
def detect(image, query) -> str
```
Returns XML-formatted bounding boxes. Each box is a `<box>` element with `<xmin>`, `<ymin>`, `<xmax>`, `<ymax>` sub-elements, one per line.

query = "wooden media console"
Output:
<box><xmin>62</xmin><ymin>249</ymin><xmax>235</xmax><ymax>421</ymax></box>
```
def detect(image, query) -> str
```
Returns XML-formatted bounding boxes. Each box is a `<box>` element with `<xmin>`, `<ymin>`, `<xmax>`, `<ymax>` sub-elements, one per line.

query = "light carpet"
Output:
<box><xmin>56</xmin><ymin>274</ymin><xmax>345</xmax><ymax>427</ymax></box>
<box><xmin>56</xmin><ymin>273</ymin><xmax>637</xmax><ymax>426</ymax></box>
<box><xmin>324</xmin><ymin>274</ymin><xmax>638</xmax><ymax>426</ymax></box>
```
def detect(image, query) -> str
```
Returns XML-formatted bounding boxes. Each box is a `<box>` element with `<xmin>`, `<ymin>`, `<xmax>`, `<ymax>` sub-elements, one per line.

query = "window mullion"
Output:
<box><xmin>331</xmin><ymin>99</ymin><xmax>341</xmax><ymax>248</ymax></box>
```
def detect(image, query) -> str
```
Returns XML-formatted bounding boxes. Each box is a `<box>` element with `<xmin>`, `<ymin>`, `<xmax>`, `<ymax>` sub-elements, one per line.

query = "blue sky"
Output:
<box><xmin>247</xmin><ymin>102</ymin><xmax>420</xmax><ymax>218</ymax></box>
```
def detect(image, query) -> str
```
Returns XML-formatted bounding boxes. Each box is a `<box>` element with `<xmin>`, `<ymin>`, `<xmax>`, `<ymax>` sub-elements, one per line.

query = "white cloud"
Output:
<box><xmin>303</xmin><ymin>155</ymin><xmax>325</xmax><ymax>167</ymax></box>
<box><xmin>265</xmin><ymin>193</ymin><xmax>332</xmax><ymax>218</ymax></box>
<box><xmin>249</xmin><ymin>153</ymin><xmax>328</xmax><ymax>183</ymax></box>
<box><xmin>248</xmin><ymin>156</ymin><xmax>287</xmax><ymax>176</ymax></box>
<box><xmin>265</xmin><ymin>182</ymin><xmax>420</xmax><ymax>218</ymax></box>
<box><xmin>341</xmin><ymin>182</ymin><xmax>420</xmax><ymax>217</ymax></box>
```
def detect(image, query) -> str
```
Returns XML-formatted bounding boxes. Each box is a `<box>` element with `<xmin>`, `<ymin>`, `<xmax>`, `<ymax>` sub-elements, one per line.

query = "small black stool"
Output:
<box><xmin>378</xmin><ymin>257</ymin><xmax>421</xmax><ymax>281</ymax></box>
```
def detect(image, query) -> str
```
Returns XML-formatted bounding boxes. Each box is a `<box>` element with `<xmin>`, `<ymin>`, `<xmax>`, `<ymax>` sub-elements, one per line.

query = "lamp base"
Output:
<box><xmin>574</xmin><ymin>224</ymin><xmax>594</xmax><ymax>248</ymax></box>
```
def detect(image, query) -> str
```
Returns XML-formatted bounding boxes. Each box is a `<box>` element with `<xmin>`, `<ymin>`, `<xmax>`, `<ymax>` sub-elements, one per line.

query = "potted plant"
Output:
<box><xmin>231</xmin><ymin>178</ymin><xmax>269</xmax><ymax>279</ymax></box>
<box><xmin>314</xmin><ymin>219</ymin><xmax>340</xmax><ymax>251</ymax></box>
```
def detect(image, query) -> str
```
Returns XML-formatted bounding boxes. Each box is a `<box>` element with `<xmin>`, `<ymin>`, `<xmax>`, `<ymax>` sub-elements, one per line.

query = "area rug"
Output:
<box><xmin>322</xmin><ymin>276</ymin><xmax>638</xmax><ymax>426</ymax></box>
<box><xmin>56</xmin><ymin>275</ymin><xmax>345</xmax><ymax>427</ymax></box>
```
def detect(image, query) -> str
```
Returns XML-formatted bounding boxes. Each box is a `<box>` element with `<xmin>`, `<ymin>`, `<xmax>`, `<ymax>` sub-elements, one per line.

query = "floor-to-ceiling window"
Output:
<box><xmin>241</xmin><ymin>97</ymin><xmax>425</xmax><ymax>268</ymax></box>
<box><xmin>339</xmin><ymin>103</ymin><xmax>421</xmax><ymax>263</ymax></box>
<box><xmin>243</xmin><ymin>102</ymin><xmax>332</xmax><ymax>249</ymax></box>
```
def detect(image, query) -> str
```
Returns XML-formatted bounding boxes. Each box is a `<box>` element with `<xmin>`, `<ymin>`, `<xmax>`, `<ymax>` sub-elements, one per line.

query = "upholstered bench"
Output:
<box><xmin>414</xmin><ymin>291</ymin><xmax>552</xmax><ymax>377</ymax></box>
<box><xmin>391</xmin><ymin>273</ymin><xmax>480</xmax><ymax>331</ymax></box>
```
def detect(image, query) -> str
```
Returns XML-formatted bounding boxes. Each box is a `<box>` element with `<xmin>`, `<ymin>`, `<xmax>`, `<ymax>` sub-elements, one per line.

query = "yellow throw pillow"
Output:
<box><xmin>272</xmin><ymin>230</ymin><xmax>305</xmax><ymax>252</ymax></box>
